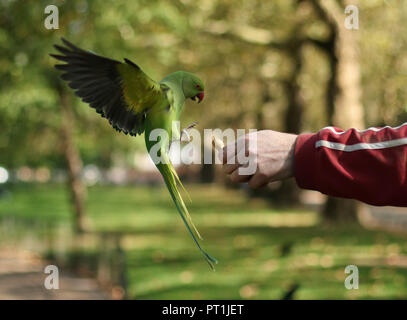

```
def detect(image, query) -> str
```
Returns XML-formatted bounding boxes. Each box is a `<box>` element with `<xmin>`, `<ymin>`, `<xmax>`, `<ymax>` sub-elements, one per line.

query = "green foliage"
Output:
<box><xmin>0</xmin><ymin>0</ymin><xmax>192</xmax><ymax>168</ymax></box>
<box><xmin>2</xmin><ymin>1</ymin><xmax>407</xmax><ymax>300</ymax></box>
<box><xmin>2</xmin><ymin>0</ymin><xmax>407</xmax><ymax>168</ymax></box>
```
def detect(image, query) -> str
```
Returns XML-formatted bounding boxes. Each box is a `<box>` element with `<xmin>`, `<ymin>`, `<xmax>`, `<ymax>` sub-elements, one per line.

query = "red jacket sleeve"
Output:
<box><xmin>294</xmin><ymin>124</ymin><xmax>407</xmax><ymax>206</ymax></box>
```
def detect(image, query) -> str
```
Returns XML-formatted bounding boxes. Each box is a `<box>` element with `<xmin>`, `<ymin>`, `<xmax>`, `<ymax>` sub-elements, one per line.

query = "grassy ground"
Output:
<box><xmin>1</xmin><ymin>183</ymin><xmax>407</xmax><ymax>299</ymax></box>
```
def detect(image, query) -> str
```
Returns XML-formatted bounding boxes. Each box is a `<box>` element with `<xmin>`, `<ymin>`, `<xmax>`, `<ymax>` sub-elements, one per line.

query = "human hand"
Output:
<box><xmin>221</xmin><ymin>130</ymin><xmax>298</xmax><ymax>188</ymax></box>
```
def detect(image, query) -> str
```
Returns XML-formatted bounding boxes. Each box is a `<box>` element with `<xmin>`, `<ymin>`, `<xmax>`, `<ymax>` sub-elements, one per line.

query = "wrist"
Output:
<box><xmin>282</xmin><ymin>134</ymin><xmax>298</xmax><ymax>180</ymax></box>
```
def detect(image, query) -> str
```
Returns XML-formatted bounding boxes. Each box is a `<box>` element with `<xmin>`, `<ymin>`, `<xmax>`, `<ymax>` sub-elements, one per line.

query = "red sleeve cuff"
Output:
<box><xmin>294</xmin><ymin>133</ymin><xmax>319</xmax><ymax>191</ymax></box>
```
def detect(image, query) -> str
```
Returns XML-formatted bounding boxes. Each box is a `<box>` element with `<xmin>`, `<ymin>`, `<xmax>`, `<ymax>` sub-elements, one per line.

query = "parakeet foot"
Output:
<box><xmin>180</xmin><ymin>121</ymin><xmax>198</xmax><ymax>142</ymax></box>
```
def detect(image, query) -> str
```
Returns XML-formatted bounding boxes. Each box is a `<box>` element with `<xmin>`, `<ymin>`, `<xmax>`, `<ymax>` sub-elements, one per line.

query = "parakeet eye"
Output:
<box><xmin>195</xmin><ymin>84</ymin><xmax>201</xmax><ymax>90</ymax></box>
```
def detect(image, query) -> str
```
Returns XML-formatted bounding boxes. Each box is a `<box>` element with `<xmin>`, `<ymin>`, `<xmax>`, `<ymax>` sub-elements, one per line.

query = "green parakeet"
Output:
<box><xmin>51</xmin><ymin>39</ymin><xmax>217</xmax><ymax>269</ymax></box>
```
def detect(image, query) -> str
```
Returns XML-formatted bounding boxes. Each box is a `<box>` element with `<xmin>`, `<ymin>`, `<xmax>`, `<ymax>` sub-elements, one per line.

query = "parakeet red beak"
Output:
<box><xmin>191</xmin><ymin>92</ymin><xmax>204</xmax><ymax>103</ymax></box>
<box><xmin>197</xmin><ymin>92</ymin><xmax>204</xmax><ymax>103</ymax></box>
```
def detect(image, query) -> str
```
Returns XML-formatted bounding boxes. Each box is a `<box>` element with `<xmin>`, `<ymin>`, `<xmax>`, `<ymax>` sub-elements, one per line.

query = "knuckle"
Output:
<box><xmin>258</xmin><ymin>171</ymin><xmax>267</xmax><ymax>180</ymax></box>
<box><xmin>248</xmin><ymin>178</ymin><xmax>259</xmax><ymax>189</ymax></box>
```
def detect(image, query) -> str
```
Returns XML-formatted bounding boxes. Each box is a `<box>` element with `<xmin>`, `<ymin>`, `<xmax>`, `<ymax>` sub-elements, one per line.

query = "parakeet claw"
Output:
<box><xmin>180</xmin><ymin>122</ymin><xmax>198</xmax><ymax>142</ymax></box>
<box><xmin>180</xmin><ymin>129</ymin><xmax>191</xmax><ymax>142</ymax></box>
<box><xmin>186</xmin><ymin>121</ymin><xmax>198</xmax><ymax>130</ymax></box>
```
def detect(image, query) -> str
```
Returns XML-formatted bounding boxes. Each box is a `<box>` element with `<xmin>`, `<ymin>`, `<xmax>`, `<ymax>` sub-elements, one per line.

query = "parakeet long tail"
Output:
<box><xmin>157</xmin><ymin>158</ymin><xmax>218</xmax><ymax>270</ymax></box>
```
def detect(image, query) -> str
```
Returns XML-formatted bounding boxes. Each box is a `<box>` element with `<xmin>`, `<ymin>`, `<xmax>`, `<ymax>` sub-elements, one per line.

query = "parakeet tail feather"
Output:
<box><xmin>169</xmin><ymin>164</ymin><xmax>192</xmax><ymax>203</ymax></box>
<box><xmin>158</xmin><ymin>159</ymin><xmax>217</xmax><ymax>270</ymax></box>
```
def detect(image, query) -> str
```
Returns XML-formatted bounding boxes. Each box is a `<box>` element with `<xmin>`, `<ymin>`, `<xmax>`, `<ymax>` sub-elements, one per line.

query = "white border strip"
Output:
<box><xmin>322</xmin><ymin>122</ymin><xmax>407</xmax><ymax>135</ymax></box>
<box><xmin>315</xmin><ymin>138</ymin><xmax>407</xmax><ymax>152</ymax></box>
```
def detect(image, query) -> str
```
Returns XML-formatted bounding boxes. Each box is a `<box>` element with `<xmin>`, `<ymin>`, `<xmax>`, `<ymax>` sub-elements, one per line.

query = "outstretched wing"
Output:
<box><xmin>51</xmin><ymin>38</ymin><xmax>166</xmax><ymax>136</ymax></box>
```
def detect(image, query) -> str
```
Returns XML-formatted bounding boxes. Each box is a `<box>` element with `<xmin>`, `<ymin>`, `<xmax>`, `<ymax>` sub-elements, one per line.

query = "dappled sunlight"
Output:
<box><xmin>199</xmin><ymin>212</ymin><xmax>318</xmax><ymax>228</ymax></box>
<box><xmin>1</xmin><ymin>0</ymin><xmax>407</xmax><ymax>302</ymax></box>
<box><xmin>2</xmin><ymin>184</ymin><xmax>407</xmax><ymax>299</ymax></box>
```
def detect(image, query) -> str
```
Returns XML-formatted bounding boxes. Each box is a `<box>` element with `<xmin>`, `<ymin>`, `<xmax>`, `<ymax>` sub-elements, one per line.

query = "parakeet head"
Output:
<box><xmin>182</xmin><ymin>72</ymin><xmax>205</xmax><ymax>103</ymax></box>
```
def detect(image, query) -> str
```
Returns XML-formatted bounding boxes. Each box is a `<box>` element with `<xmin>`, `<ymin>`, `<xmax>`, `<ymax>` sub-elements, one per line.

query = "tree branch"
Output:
<box><xmin>202</xmin><ymin>20</ymin><xmax>289</xmax><ymax>50</ymax></box>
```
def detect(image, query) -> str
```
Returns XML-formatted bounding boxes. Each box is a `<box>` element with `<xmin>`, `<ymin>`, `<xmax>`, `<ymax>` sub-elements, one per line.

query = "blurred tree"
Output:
<box><xmin>199</xmin><ymin>0</ymin><xmax>308</xmax><ymax>202</ymax></box>
<box><xmin>307</xmin><ymin>0</ymin><xmax>365</xmax><ymax>222</ymax></box>
<box><xmin>2</xmin><ymin>0</ymin><xmax>407</xmax><ymax>225</ymax></box>
<box><xmin>0</xmin><ymin>0</ymin><xmax>190</xmax><ymax>231</ymax></box>
<box><xmin>59</xmin><ymin>86</ymin><xmax>88</xmax><ymax>232</ymax></box>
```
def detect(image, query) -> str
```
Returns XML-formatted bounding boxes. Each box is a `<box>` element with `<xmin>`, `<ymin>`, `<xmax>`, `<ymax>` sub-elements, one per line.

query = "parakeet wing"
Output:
<box><xmin>51</xmin><ymin>38</ymin><xmax>166</xmax><ymax>136</ymax></box>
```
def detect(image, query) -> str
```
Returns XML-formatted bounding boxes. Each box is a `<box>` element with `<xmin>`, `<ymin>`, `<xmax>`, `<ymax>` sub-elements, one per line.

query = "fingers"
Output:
<box><xmin>230</xmin><ymin>168</ymin><xmax>251</xmax><ymax>183</ymax></box>
<box><xmin>222</xmin><ymin>143</ymin><xmax>236</xmax><ymax>164</ymax></box>
<box><xmin>223</xmin><ymin>160</ymin><xmax>240</xmax><ymax>174</ymax></box>
<box><xmin>221</xmin><ymin>136</ymin><xmax>253</xmax><ymax>183</ymax></box>
<box><xmin>229</xmin><ymin>167</ymin><xmax>268</xmax><ymax>188</ymax></box>
<box><xmin>221</xmin><ymin>134</ymin><xmax>267</xmax><ymax>188</ymax></box>
<box><xmin>248</xmin><ymin>173</ymin><xmax>268</xmax><ymax>189</ymax></box>
<box><xmin>221</xmin><ymin>136</ymin><xmax>247</xmax><ymax>164</ymax></box>
<box><xmin>222</xmin><ymin>146</ymin><xmax>249</xmax><ymax>174</ymax></box>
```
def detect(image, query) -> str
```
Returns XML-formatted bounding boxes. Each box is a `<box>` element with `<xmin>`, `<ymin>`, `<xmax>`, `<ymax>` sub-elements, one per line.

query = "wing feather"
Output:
<box><xmin>51</xmin><ymin>38</ymin><xmax>166</xmax><ymax>136</ymax></box>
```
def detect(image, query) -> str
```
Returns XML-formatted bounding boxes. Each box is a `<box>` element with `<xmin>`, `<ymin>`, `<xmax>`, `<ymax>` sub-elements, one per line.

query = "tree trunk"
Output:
<box><xmin>200</xmin><ymin>162</ymin><xmax>215</xmax><ymax>183</ymax></box>
<box><xmin>271</xmin><ymin>36</ymin><xmax>305</xmax><ymax>205</ymax></box>
<box><xmin>314</xmin><ymin>0</ymin><xmax>365</xmax><ymax>223</ymax></box>
<box><xmin>60</xmin><ymin>90</ymin><xmax>88</xmax><ymax>233</ymax></box>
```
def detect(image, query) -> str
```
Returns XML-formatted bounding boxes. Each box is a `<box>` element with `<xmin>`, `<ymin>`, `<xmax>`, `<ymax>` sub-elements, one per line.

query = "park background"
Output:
<box><xmin>1</xmin><ymin>0</ymin><xmax>407</xmax><ymax>299</ymax></box>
